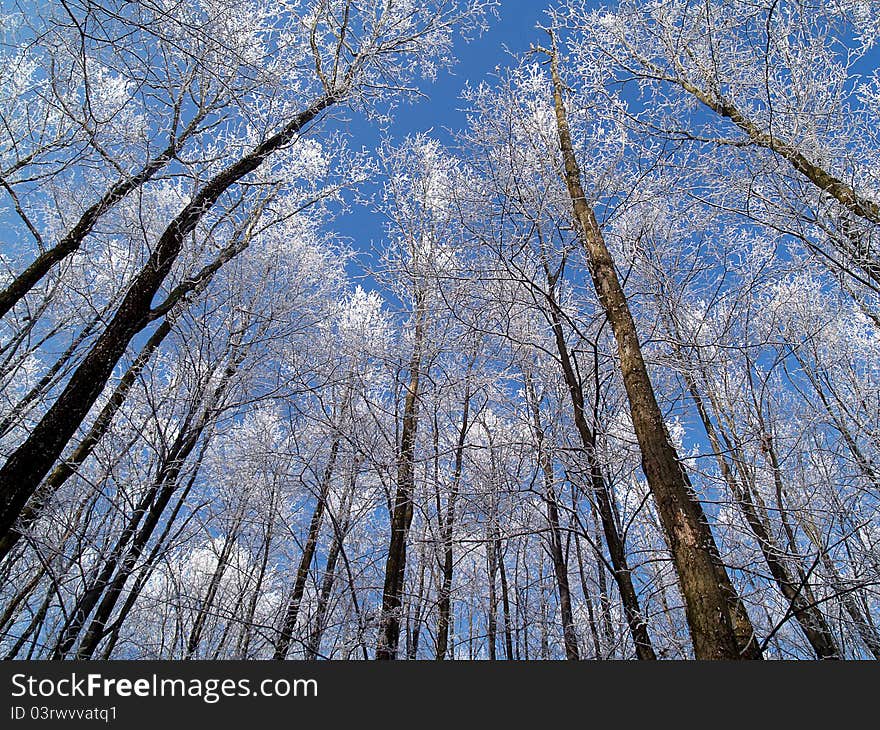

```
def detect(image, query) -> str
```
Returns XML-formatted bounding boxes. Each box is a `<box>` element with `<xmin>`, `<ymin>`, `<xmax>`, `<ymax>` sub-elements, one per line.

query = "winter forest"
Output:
<box><xmin>0</xmin><ymin>0</ymin><xmax>879</xmax><ymax>662</ymax></box>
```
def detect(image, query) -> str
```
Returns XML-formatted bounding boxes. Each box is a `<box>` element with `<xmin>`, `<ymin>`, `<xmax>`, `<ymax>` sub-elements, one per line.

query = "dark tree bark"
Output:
<box><xmin>273</xmin><ymin>436</ymin><xmax>340</xmax><ymax>660</ymax></box>
<box><xmin>435</xmin><ymin>377</ymin><xmax>472</xmax><ymax>660</ymax></box>
<box><xmin>237</xmin><ymin>499</ymin><xmax>277</xmax><ymax>660</ymax></box>
<box><xmin>496</xmin><ymin>537</ymin><xmax>514</xmax><ymax>661</ymax></box>
<box><xmin>71</xmin><ymin>433</ymin><xmax>213</xmax><ymax>660</ymax></box>
<box><xmin>0</xmin><ymin>198</ymin><xmax>277</xmax><ymax>563</ymax></box>
<box><xmin>376</xmin><ymin>292</ymin><xmax>427</xmax><ymax>660</ymax></box>
<box><xmin>522</xmin><ymin>369</ymin><xmax>580</xmax><ymax>660</ymax></box>
<box><xmin>98</xmin><ymin>470</ymin><xmax>199</xmax><ymax>660</ymax></box>
<box><xmin>486</xmin><ymin>520</ymin><xmax>498</xmax><ymax>661</ymax></box>
<box><xmin>0</xmin><ymin>318</ymin><xmax>172</xmax><ymax>563</ymax></box>
<box><xmin>669</xmin><ymin>72</ymin><xmax>880</xmax><ymax>226</ymax></box>
<box><xmin>406</xmin><ymin>521</ymin><xmax>429</xmax><ymax>659</ymax></box>
<box><xmin>544</xmin><ymin>40</ymin><xmax>760</xmax><ymax>660</ymax></box>
<box><xmin>572</xmin><ymin>526</ymin><xmax>602</xmax><ymax>659</ymax></box>
<box><xmin>0</xmin><ymin>95</ymin><xmax>335</xmax><ymax>543</ymax></box>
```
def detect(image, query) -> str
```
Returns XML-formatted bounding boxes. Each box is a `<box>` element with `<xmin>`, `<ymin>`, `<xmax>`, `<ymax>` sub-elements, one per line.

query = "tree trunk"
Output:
<box><xmin>0</xmin><ymin>124</ymin><xmax>203</xmax><ymax>320</ymax></box>
<box><xmin>237</xmin><ymin>504</ymin><xmax>276</xmax><ymax>660</ymax></box>
<box><xmin>98</xmin><ymin>471</ymin><xmax>200</xmax><ymax>659</ymax></box>
<box><xmin>545</xmin><ymin>41</ymin><xmax>760</xmax><ymax>659</ymax></box>
<box><xmin>0</xmin><ymin>318</ymin><xmax>172</xmax><ymax>563</ymax></box>
<box><xmin>522</xmin><ymin>369</ymin><xmax>580</xmax><ymax>659</ymax></box>
<box><xmin>436</xmin><ymin>379</ymin><xmax>472</xmax><ymax>659</ymax></box>
<box><xmin>573</xmin><ymin>528</ymin><xmax>603</xmax><ymax>659</ymax></box>
<box><xmin>376</xmin><ymin>292</ymin><xmax>426</xmax><ymax>660</ymax></box>
<box><xmin>486</xmin><ymin>521</ymin><xmax>498</xmax><ymax>661</ymax></box>
<box><xmin>406</xmin><ymin>523</ymin><xmax>429</xmax><ymax>660</ymax></box>
<box><xmin>273</xmin><ymin>436</ymin><xmax>340</xmax><ymax>660</ymax></box>
<box><xmin>0</xmin><ymin>96</ymin><xmax>334</xmax><ymax>543</ymax></box>
<box><xmin>496</xmin><ymin>537</ymin><xmax>514</xmax><ymax>661</ymax></box>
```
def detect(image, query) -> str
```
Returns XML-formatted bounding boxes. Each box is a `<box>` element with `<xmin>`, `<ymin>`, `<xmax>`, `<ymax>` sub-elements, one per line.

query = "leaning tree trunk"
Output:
<box><xmin>273</xmin><ymin>436</ymin><xmax>340</xmax><ymax>659</ymax></box>
<box><xmin>0</xmin><ymin>95</ymin><xmax>335</xmax><ymax>544</ymax></box>
<box><xmin>800</xmin><ymin>515</ymin><xmax>880</xmax><ymax>660</ymax></box>
<box><xmin>376</xmin><ymin>292</ymin><xmax>427</xmax><ymax>660</ymax></box>
<box><xmin>535</xmin><ymin>292</ymin><xmax>657</xmax><ymax>660</ymax></box>
<box><xmin>237</xmin><ymin>503</ymin><xmax>277</xmax><ymax>660</ymax></box>
<box><xmin>522</xmin><ymin>369</ymin><xmax>580</xmax><ymax>660</ymax></box>
<box><xmin>98</xmin><ymin>470</ymin><xmax>199</xmax><ymax>660</ymax></box>
<box><xmin>436</xmin><ymin>376</ymin><xmax>472</xmax><ymax>660</ymax></box>
<box><xmin>0</xmin><ymin>203</ymin><xmax>274</xmax><ymax>563</ymax></box>
<box><xmin>0</xmin><ymin>317</ymin><xmax>173</xmax><ymax>563</ymax></box>
<box><xmin>544</xmin><ymin>40</ymin><xmax>760</xmax><ymax>660</ymax></box>
<box><xmin>0</xmin><ymin>116</ymin><xmax>206</xmax><ymax>320</ymax></box>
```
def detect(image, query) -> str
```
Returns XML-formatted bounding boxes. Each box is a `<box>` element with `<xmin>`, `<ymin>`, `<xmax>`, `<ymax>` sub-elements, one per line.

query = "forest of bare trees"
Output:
<box><xmin>1</xmin><ymin>0</ymin><xmax>878</xmax><ymax>660</ymax></box>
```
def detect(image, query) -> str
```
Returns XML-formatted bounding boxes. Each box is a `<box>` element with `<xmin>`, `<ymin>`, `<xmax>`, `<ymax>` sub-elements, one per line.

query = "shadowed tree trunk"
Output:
<box><xmin>436</xmin><ymin>373</ymin><xmax>473</xmax><ymax>660</ymax></box>
<box><xmin>0</xmin><ymin>198</ymin><xmax>279</xmax><ymax>563</ymax></box>
<box><xmin>406</xmin><ymin>520</ymin><xmax>429</xmax><ymax>660</ymax></box>
<box><xmin>236</xmin><ymin>496</ymin><xmax>277</xmax><ymax>660</ymax></box>
<box><xmin>0</xmin><ymin>95</ymin><xmax>336</xmax><ymax>544</ymax></box>
<box><xmin>543</xmin><ymin>38</ymin><xmax>760</xmax><ymax>660</ymax></box>
<box><xmin>98</xmin><ymin>471</ymin><xmax>200</xmax><ymax>660</ymax></box>
<box><xmin>572</xmin><ymin>524</ymin><xmax>602</xmax><ymax>659</ymax></box>
<box><xmin>274</xmin><ymin>435</ymin><xmax>341</xmax><ymax>660</ymax></box>
<box><xmin>522</xmin><ymin>369</ymin><xmax>580</xmax><ymax>660</ymax></box>
<box><xmin>800</xmin><ymin>515</ymin><xmax>880</xmax><ymax>660</ymax></box>
<box><xmin>377</xmin><ymin>291</ymin><xmax>427</xmax><ymax>660</ymax></box>
<box><xmin>55</xmin><ymin>435</ymin><xmax>207</xmax><ymax>659</ymax></box>
<box><xmin>487</xmin><ymin>519</ymin><xmax>498</xmax><ymax>661</ymax></box>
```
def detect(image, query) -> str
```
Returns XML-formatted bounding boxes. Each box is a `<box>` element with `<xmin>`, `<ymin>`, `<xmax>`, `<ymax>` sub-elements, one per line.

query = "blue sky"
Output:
<box><xmin>371</xmin><ymin>0</ymin><xmax>550</xmax><ymax>140</ymax></box>
<box><xmin>387</xmin><ymin>1</ymin><xmax>551</xmax><ymax>140</ymax></box>
<box><xmin>334</xmin><ymin>0</ymin><xmax>552</xmax><ymax>283</ymax></box>
<box><xmin>329</xmin><ymin>0</ymin><xmax>880</xmax><ymax>292</ymax></box>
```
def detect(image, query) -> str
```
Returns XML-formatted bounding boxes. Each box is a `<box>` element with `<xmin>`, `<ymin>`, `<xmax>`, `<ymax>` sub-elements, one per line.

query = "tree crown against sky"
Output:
<box><xmin>0</xmin><ymin>0</ymin><xmax>878</xmax><ymax>661</ymax></box>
